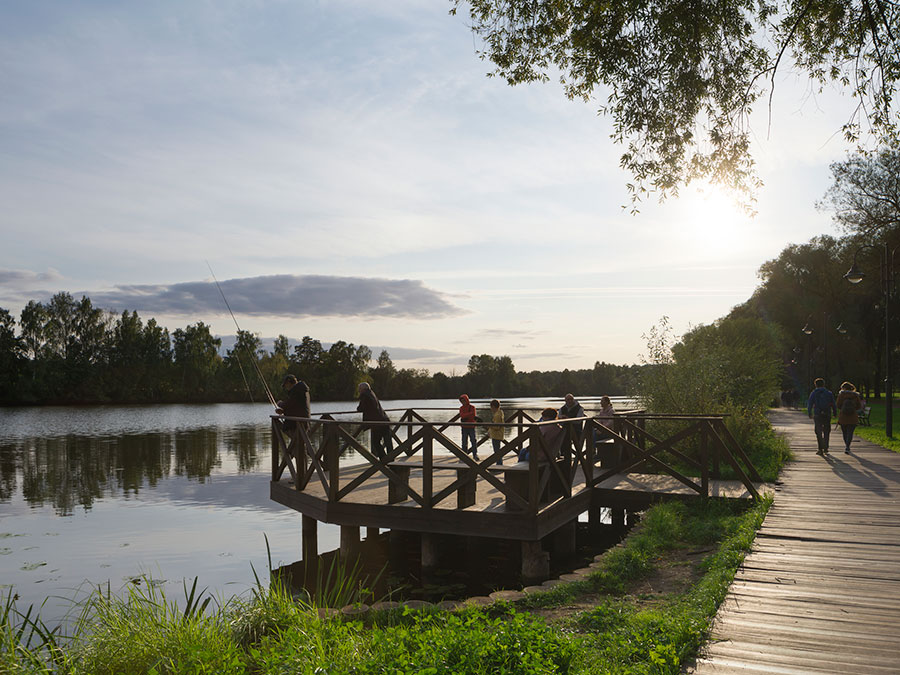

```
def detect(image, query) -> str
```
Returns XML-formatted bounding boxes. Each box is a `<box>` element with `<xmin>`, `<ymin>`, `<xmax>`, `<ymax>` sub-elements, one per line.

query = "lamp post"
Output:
<box><xmin>801</xmin><ymin>318</ymin><xmax>814</xmax><ymax>394</ymax></box>
<box><xmin>844</xmin><ymin>242</ymin><xmax>897</xmax><ymax>438</ymax></box>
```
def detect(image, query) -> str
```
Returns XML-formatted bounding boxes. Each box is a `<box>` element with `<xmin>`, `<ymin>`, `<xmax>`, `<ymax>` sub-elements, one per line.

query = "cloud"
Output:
<box><xmin>87</xmin><ymin>275</ymin><xmax>463</xmax><ymax>319</ymax></box>
<box><xmin>0</xmin><ymin>268</ymin><xmax>61</xmax><ymax>288</ymax></box>
<box><xmin>471</xmin><ymin>328</ymin><xmax>546</xmax><ymax>341</ymax></box>
<box><xmin>369</xmin><ymin>345</ymin><xmax>460</xmax><ymax>361</ymax></box>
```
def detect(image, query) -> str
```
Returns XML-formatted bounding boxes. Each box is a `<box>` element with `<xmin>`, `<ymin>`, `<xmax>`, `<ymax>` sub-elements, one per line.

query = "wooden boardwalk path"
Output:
<box><xmin>692</xmin><ymin>408</ymin><xmax>900</xmax><ymax>674</ymax></box>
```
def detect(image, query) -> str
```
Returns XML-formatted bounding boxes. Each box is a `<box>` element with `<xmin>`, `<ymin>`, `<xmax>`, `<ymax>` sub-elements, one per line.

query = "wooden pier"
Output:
<box><xmin>270</xmin><ymin>407</ymin><xmax>763</xmax><ymax>581</ymax></box>
<box><xmin>692</xmin><ymin>408</ymin><xmax>900</xmax><ymax>673</ymax></box>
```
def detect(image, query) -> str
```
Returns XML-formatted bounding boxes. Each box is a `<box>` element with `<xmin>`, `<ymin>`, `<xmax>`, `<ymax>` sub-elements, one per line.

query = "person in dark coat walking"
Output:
<box><xmin>836</xmin><ymin>381</ymin><xmax>863</xmax><ymax>454</ymax></box>
<box><xmin>807</xmin><ymin>378</ymin><xmax>837</xmax><ymax>455</ymax></box>
<box><xmin>357</xmin><ymin>382</ymin><xmax>392</xmax><ymax>460</ymax></box>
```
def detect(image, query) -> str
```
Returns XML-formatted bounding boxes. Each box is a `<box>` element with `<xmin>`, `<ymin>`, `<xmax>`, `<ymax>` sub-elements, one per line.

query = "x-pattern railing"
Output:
<box><xmin>271</xmin><ymin>408</ymin><xmax>761</xmax><ymax>515</ymax></box>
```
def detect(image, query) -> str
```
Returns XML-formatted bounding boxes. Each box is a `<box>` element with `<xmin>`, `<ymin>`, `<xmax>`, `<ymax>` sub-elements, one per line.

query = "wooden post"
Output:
<box><xmin>302</xmin><ymin>515</ymin><xmax>318</xmax><ymax>563</ymax></box>
<box><xmin>528</xmin><ymin>425</ymin><xmax>540</xmax><ymax>512</ymax></box>
<box><xmin>712</xmin><ymin>423</ymin><xmax>721</xmax><ymax>478</ymax></box>
<box><xmin>611</xmin><ymin>507</ymin><xmax>625</xmax><ymax>528</ymax></box>
<box><xmin>324</xmin><ymin>420</ymin><xmax>339</xmax><ymax>502</ymax></box>
<box><xmin>549</xmin><ymin>519</ymin><xmax>577</xmax><ymax>560</ymax></box>
<box><xmin>271</xmin><ymin>418</ymin><xmax>280</xmax><ymax>482</ymax></box>
<box><xmin>366</xmin><ymin>527</ymin><xmax>379</xmax><ymax>540</ymax></box>
<box><xmin>521</xmin><ymin>540</ymin><xmax>549</xmax><ymax>584</ymax></box>
<box><xmin>340</xmin><ymin>525</ymin><xmax>360</xmax><ymax>559</ymax></box>
<box><xmin>700</xmin><ymin>421</ymin><xmax>709</xmax><ymax>497</ymax></box>
<box><xmin>588</xmin><ymin>507</ymin><xmax>602</xmax><ymax>537</ymax></box>
<box><xmin>423</xmin><ymin>425</ymin><xmax>433</xmax><ymax>509</ymax></box>
<box><xmin>421</xmin><ymin>533</ymin><xmax>440</xmax><ymax>575</ymax></box>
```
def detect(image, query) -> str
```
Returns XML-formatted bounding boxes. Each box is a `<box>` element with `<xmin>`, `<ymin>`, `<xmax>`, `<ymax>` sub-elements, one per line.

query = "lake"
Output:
<box><xmin>0</xmin><ymin>396</ymin><xmax>631</xmax><ymax>623</ymax></box>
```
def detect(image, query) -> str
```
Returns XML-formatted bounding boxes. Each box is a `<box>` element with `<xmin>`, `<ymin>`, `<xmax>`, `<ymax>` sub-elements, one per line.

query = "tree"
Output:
<box><xmin>821</xmin><ymin>147</ymin><xmax>900</xmax><ymax>238</ymax></box>
<box><xmin>19</xmin><ymin>300</ymin><xmax>47</xmax><ymax>360</ymax></box>
<box><xmin>224</xmin><ymin>330</ymin><xmax>264</xmax><ymax>400</ymax></box>
<box><xmin>0</xmin><ymin>308</ymin><xmax>23</xmax><ymax>401</ymax></box>
<box><xmin>172</xmin><ymin>322</ymin><xmax>222</xmax><ymax>397</ymax></box>
<box><xmin>320</xmin><ymin>341</ymin><xmax>372</xmax><ymax>400</ymax></box>
<box><xmin>273</xmin><ymin>335</ymin><xmax>290</xmax><ymax>359</ymax></box>
<box><xmin>452</xmin><ymin>0</ymin><xmax>900</xmax><ymax>204</ymax></box>
<box><xmin>370</xmin><ymin>349</ymin><xmax>397</xmax><ymax>397</ymax></box>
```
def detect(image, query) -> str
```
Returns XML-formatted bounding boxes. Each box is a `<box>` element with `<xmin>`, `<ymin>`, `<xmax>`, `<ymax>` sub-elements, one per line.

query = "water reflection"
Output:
<box><xmin>0</xmin><ymin>425</ymin><xmax>268</xmax><ymax>515</ymax></box>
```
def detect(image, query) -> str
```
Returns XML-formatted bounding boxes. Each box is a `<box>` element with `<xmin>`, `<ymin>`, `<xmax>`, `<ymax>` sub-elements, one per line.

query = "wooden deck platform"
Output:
<box><xmin>692</xmin><ymin>408</ymin><xmax>900</xmax><ymax>673</ymax></box>
<box><xmin>271</xmin><ymin>455</ymin><xmax>761</xmax><ymax>541</ymax></box>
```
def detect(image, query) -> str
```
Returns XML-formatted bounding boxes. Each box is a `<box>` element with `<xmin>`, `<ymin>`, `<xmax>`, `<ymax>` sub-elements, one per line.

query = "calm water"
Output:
<box><xmin>0</xmin><ymin>396</ymin><xmax>630</xmax><ymax>622</ymax></box>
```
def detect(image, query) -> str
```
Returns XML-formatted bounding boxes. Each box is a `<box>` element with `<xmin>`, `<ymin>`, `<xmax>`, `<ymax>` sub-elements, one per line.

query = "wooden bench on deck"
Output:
<box><xmin>488</xmin><ymin>457</ymin><xmax>568</xmax><ymax>510</ymax></box>
<box><xmin>388</xmin><ymin>459</ymin><xmax>480</xmax><ymax>508</ymax></box>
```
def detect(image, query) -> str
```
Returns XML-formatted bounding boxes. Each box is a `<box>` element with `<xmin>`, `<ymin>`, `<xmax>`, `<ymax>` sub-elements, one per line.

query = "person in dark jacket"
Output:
<box><xmin>807</xmin><ymin>378</ymin><xmax>837</xmax><ymax>456</ymax></box>
<box><xmin>276</xmin><ymin>374</ymin><xmax>310</xmax><ymax>433</ymax></box>
<box><xmin>558</xmin><ymin>393</ymin><xmax>585</xmax><ymax>443</ymax></box>
<box><xmin>358</xmin><ymin>382</ymin><xmax>392</xmax><ymax>460</ymax></box>
<box><xmin>836</xmin><ymin>381</ymin><xmax>863</xmax><ymax>454</ymax></box>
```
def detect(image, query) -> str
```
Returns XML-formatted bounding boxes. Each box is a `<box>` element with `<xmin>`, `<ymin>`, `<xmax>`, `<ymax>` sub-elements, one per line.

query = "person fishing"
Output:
<box><xmin>276</xmin><ymin>374</ymin><xmax>311</xmax><ymax>432</ymax></box>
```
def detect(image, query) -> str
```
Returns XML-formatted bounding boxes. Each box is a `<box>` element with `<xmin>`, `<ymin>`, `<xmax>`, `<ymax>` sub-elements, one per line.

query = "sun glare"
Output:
<box><xmin>677</xmin><ymin>186</ymin><xmax>751</xmax><ymax>258</ymax></box>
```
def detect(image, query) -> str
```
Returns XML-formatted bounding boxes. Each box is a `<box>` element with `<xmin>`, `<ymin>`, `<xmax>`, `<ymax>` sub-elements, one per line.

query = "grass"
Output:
<box><xmin>853</xmin><ymin>400</ymin><xmax>900</xmax><ymax>453</ymax></box>
<box><xmin>0</xmin><ymin>497</ymin><xmax>770</xmax><ymax>674</ymax></box>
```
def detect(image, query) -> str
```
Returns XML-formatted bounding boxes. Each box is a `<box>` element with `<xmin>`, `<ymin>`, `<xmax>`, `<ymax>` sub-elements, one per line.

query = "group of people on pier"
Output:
<box><xmin>806</xmin><ymin>378</ymin><xmax>865</xmax><ymax>455</ymax></box>
<box><xmin>458</xmin><ymin>393</ymin><xmax>616</xmax><ymax>465</ymax></box>
<box><xmin>275</xmin><ymin>373</ymin><xmax>618</xmax><ymax>465</ymax></box>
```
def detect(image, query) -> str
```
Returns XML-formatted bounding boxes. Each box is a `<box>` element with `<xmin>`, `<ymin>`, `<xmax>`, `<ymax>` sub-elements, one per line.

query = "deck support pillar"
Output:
<box><xmin>421</xmin><ymin>533</ymin><xmax>441</xmax><ymax>575</ymax></box>
<box><xmin>588</xmin><ymin>507</ymin><xmax>603</xmax><ymax>536</ymax></box>
<box><xmin>627</xmin><ymin>510</ymin><xmax>639</xmax><ymax>527</ymax></box>
<box><xmin>302</xmin><ymin>515</ymin><xmax>318</xmax><ymax>562</ymax></box>
<box><xmin>521</xmin><ymin>540</ymin><xmax>549</xmax><ymax>584</ymax></box>
<box><xmin>549</xmin><ymin>519</ymin><xmax>577</xmax><ymax>560</ymax></box>
<box><xmin>340</xmin><ymin>525</ymin><xmax>360</xmax><ymax>559</ymax></box>
<box><xmin>611</xmin><ymin>507</ymin><xmax>625</xmax><ymax>529</ymax></box>
<box><xmin>465</xmin><ymin>536</ymin><xmax>485</xmax><ymax>578</ymax></box>
<box><xmin>366</xmin><ymin>527</ymin><xmax>379</xmax><ymax>540</ymax></box>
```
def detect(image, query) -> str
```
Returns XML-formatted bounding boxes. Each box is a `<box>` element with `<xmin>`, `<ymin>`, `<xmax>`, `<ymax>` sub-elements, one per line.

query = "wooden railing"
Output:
<box><xmin>271</xmin><ymin>408</ymin><xmax>762</xmax><ymax>516</ymax></box>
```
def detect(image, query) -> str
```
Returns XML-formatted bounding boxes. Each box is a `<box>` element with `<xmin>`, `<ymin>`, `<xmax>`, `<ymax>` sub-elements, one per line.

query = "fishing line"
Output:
<box><xmin>205</xmin><ymin>261</ymin><xmax>278</xmax><ymax>408</ymax></box>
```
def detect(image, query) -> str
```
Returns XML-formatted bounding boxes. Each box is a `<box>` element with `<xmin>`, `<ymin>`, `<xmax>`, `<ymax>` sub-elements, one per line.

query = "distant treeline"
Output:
<box><xmin>0</xmin><ymin>292</ymin><xmax>637</xmax><ymax>405</ymax></box>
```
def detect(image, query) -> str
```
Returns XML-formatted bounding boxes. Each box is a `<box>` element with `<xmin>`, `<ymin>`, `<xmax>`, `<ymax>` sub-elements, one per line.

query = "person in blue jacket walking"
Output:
<box><xmin>807</xmin><ymin>378</ymin><xmax>837</xmax><ymax>456</ymax></box>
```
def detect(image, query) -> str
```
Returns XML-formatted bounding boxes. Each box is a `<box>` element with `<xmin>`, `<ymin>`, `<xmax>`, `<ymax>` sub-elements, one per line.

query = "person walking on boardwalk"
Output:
<box><xmin>357</xmin><ymin>382</ymin><xmax>393</xmax><ymax>461</ymax></box>
<box><xmin>836</xmin><ymin>381</ymin><xmax>864</xmax><ymax>454</ymax></box>
<box><xmin>458</xmin><ymin>394</ymin><xmax>480</xmax><ymax>460</ymax></box>
<box><xmin>276</xmin><ymin>374</ymin><xmax>310</xmax><ymax>433</ymax></box>
<box><xmin>807</xmin><ymin>378</ymin><xmax>837</xmax><ymax>455</ymax></box>
<box><xmin>488</xmin><ymin>398</ymin><xmax>505</xmax><ymax>465</ymax></box>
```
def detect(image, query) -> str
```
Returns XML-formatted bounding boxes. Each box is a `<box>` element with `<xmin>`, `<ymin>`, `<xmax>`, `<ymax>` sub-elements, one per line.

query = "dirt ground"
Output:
<box><xmin>532</xmin><ymin>545</ymin><xmax>713</xmax><ymax>624</ymax></box>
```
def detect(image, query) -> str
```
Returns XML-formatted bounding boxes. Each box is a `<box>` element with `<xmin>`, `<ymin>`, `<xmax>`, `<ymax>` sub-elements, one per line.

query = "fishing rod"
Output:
<box><xmin>205</xmin><ymin>261</ymin><xmax>279</xmax><ymax>409</ymax></box>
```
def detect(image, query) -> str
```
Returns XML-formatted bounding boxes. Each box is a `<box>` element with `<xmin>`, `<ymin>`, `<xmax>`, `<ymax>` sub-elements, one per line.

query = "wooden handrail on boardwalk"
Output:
<box><xmin>270</xmin><ymin>408</ymin><xmax>761</xmax><ymax>516</ymax></box>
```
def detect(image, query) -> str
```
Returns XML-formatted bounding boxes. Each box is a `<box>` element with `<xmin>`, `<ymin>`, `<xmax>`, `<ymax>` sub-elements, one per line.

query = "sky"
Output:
<box><xmin>0</xmin><ymin>0</ymin><xmax>862</xmax><ymax>373</ymax></box>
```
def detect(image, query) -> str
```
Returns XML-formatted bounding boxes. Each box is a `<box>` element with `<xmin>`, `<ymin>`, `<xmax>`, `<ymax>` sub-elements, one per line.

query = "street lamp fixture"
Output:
<box><xmin>801</xmin><ymin>317</ymin><xmax>814</xmax><ymax>393</ymax></box>
<box><xmin>844</xmin><ymin>242</ymin><xmax>897</xmax><ymax>438</ymax></box>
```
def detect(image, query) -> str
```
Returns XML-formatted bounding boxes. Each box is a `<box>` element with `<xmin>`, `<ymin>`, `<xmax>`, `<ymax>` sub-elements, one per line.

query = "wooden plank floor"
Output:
<box><xmin>276</xmin><ymin>459</ymin><xmax>758</xmax><ymax>512</ymax></box>
<box><xmin>692</xmin><ymin>408</ymin><xmax>900</xmax><ymax>674</ymax></box>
